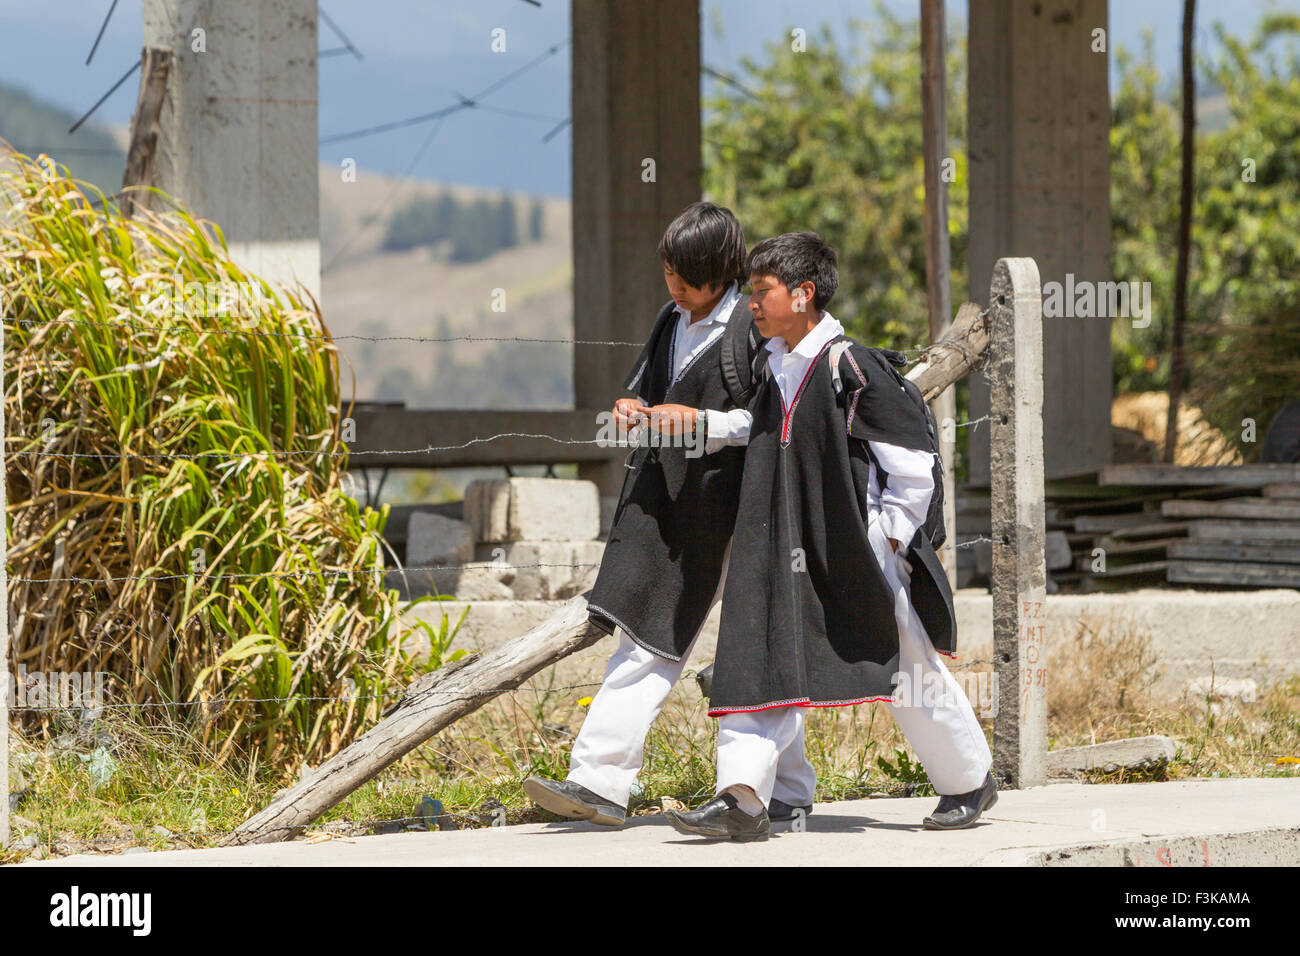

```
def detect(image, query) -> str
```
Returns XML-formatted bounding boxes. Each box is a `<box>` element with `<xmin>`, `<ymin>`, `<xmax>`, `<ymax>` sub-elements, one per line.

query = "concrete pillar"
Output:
<box><xmin>987</xmin><ymin>258</ymin><xmax>1048</xmax><ymax>790</ymax></box>
<box><xmin>143</xmin><ymin>0</ymin><xmax>320</xmax><ymax>302</ymax></box>
<box><xmin>967</xmin><ymin>0</ymin><xmax>1111</xmax><ymax>482</ymax></box>
<box><xmin>571</xmin><ymin>0</ymin><xmax>701</xmax><ymax>494</ymax></box>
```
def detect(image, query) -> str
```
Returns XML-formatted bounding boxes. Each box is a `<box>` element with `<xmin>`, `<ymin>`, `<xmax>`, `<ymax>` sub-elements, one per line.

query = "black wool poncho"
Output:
<box><xmin>706</xmin><ymin>335</ymin><xmax>956</xmax><ymax>716</ymax></box>
<box><xmin>587</xmin><ymin>297</ymin><xmax>764</xmax><ymax>661</ymax></box>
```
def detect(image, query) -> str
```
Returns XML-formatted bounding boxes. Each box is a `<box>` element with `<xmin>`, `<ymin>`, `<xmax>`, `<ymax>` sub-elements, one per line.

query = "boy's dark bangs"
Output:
<box><xmin>658</xmin><ymin>202</ymin><xmax>746</xmax><ymax>290</ymax></box>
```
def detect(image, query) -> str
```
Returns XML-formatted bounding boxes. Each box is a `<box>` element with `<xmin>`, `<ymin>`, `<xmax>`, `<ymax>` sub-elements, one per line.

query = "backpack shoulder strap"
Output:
<box><xmin>827</xmin><ymin>337</ymin><xmax>857</xmax><ymax>396</ymax></box>
<box><xmin>719</xmin><ymin>298</ymin><xmax>761</xmax><ymax>408</ymax></box>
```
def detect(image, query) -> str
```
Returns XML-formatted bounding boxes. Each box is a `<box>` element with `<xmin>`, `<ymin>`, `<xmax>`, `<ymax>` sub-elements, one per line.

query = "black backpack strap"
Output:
<box><xmin>719</xmin><ymin>298</ymin><xmax>764</xmax><ymax>409</ymax></box>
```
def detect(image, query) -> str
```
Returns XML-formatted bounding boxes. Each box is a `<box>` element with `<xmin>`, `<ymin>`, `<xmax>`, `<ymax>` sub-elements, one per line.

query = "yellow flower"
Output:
<box><xmin>578</xmin><ymin>696</ymin><xmax>593</xmax><ymax>707</ymax></box>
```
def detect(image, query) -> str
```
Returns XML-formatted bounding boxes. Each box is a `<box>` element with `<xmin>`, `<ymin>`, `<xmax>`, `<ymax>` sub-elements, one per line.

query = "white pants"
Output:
<box><xmin>716</xmin><ymin>514</ymin><xmax>992</xmax><ymax>805</ymax></box>
<box><xmin>568</xmin><ymin>541</ymin><xmax>818</xmax><ymax>808</ymax></box>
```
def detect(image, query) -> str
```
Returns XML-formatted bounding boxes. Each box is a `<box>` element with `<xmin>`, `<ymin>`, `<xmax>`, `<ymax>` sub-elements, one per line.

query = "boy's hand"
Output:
<box><xmin>613</xmin><ymin>398</ymin><xmax>651</xmax><ymax>428</ymax></box>
<box><xmin>644</xmin><ymin>403</ymin><xmax>699</xmax><ymax>436</ymax></box>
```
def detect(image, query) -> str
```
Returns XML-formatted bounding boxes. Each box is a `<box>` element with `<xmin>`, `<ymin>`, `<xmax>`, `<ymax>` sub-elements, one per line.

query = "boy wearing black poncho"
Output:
<box><xmin>666</xmin><ymin>232</ymin><xmax>997</xmax><ymax>842</ymax></box>
<box><xmin>524</xmin><ymin>203</ymin><xmax>817</xmax><ymax>828</ymax></box>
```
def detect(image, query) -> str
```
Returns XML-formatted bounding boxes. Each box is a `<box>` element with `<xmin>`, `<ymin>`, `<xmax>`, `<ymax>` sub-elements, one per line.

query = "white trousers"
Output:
<box><xmin>715</xmin><ymin>513</ymin><xmax>993</xmax><ymax>805</ymax></box>
<box><xmin>568</xmin><ymin>541</ymin><xmax>818</xmax><ymax>808</ymax></box>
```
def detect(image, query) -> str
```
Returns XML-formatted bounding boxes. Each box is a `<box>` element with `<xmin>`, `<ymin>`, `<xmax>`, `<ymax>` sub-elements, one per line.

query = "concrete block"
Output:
<box><xmin>406</xmin><ymin>513</ymin><xmax>473</xmax><ymax>567</ymax></box>
<box><xmin>465</xmin><ymin>478</ymin><xmax>600</xmax><ymax>543</ymax></box>
<box><xmin>456</xmin><ymin>541</ymin><xmax>605</xmax><ymax>600</ymax></box>
<box><xmin>1045</xmin><ymin>735</ymin><xmax>1177</xmax><ymax>774</ymax></box>
<box><xmin>953</xmin><ymin>586</ymin><xmax>1300</xmax><ymax>698</ymax></box>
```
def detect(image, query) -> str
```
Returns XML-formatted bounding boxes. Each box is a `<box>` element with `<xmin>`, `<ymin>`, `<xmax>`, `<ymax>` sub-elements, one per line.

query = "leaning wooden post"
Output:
<box><xmin>121</xmin><ymin>46</ymin><xmax>174</xmax><ymax>218</ymax></box>
<box><xmin>224</xmin><ymin>309</ymin><xmax>996</xmax><ymax>845</ymax></box>
<box><xmin>987</xmin><ymin>257</ymin><xmax>1047</xmax><ymax>789</ymax></box>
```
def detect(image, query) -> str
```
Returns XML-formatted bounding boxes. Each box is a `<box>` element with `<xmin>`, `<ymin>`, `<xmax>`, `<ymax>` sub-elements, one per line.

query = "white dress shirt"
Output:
<box><xmin>651</xmin><ymin>281</ymin><xmax>752</xmax><ymax>455</ymax></box>
<box><xmin>759</xmin><ymin>313</ymin><xmax>935</xmax><ymax>549</ymax></box>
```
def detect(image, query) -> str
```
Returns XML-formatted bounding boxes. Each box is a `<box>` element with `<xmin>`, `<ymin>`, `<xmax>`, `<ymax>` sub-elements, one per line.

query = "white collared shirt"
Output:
<box><xmin>670</xmin><ymin>281</ymin><xmax>742</xmax><ymax>382</ymax></box>
<box><xmin>660</xmin><ymin>282</ymin><xmax>752</xmax><ymax>454</ymax></box>
<box><xmin>751</xmin><ymin>312</ymin><xmax>936</xmax><ymax>548</ymax></box>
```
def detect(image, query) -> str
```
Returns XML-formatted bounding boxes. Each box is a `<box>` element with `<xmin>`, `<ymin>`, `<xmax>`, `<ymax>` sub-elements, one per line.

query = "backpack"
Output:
<box><xmin>827</xmin><ymin>340</ymin><xmax>948</xmax><ymax>550</ymax></box>
<box><xmin>718</xmin><ymin>303</ymin><xmax>765</xmax><ymax>409</ymax></box>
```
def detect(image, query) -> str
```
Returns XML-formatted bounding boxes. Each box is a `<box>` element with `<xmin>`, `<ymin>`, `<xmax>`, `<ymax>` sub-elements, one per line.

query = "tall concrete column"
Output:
<box><xmin>571</xmin><ymin>0</ymin><xmax>702</xmax><ymax>494</ymax></box>
<box><xmin>142</xmin><ymin>0</ymin><xmax>320</xmax><ymax>302</ymax></box>
<box><xmin>967</xmin><ymin>0</ymin><xmax>1111</xmax><ymax>483</ymax></box>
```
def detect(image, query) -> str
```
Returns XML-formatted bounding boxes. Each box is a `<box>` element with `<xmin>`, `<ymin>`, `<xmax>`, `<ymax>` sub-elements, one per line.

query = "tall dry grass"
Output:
<box><xmin>1</xmin><ymin>148</ymin><xmax>429</xmax><ymax>772</ymax></box>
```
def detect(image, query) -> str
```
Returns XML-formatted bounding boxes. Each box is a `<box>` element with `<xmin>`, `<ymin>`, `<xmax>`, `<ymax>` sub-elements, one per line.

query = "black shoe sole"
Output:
<box><xmin>922</xmin><ymin>785</ymin><xmax>998</xmax><ymax>830</ymax></box>
<box><xmin>666</xmin><ymin>811</ymin><xmax>770</xmax><ymax>842</ymax></box>
<box><xmin>770</xmin><ymin>807</ymin><xmax>813</xmax><ymax>824</ymax></box>
<box><xmin>523</xmin><ymin>778</ymin><xmax>625</xmax><ymax>827</ymax></box>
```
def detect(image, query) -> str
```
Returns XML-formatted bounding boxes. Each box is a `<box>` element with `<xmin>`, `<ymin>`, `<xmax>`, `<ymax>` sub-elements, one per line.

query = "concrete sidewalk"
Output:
<box><xmin>21</xmin><ymin>777</ymin><xmax>1300</xmax><ymax>867</ymax></box>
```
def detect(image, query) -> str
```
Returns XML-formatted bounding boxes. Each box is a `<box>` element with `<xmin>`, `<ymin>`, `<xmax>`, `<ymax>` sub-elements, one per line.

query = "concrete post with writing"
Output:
<box><xmin>988</xmin><ymin>257</ymin><xmax>1048</xmax><ymax>789</ymax></box>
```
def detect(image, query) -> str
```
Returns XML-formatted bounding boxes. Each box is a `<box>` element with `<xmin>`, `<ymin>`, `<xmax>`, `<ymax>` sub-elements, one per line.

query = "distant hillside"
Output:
<box><xmin>0</xmin><ymin>81</ymin><xmax>126</xmax><ymax>196</ymax></box>
<box><xmin>319</xmin><ymin>168</ymin><xmax>575</xmax><ymax>411</ymax></box>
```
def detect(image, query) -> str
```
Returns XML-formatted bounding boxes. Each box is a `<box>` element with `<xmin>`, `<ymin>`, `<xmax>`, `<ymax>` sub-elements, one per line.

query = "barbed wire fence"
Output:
<box><xmin>2</xmin><ymin>296</ymin><xmax>1005</xmax><ymax>853</ymax></box>
<box><xmin>1</xmin><ymin>10</ymin><xmax>1022</xmax><ymax>850</ymax></box>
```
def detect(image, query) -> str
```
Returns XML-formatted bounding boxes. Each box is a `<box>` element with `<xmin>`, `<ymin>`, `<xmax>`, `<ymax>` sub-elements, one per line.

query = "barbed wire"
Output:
<box><xmin>9</xmin><ymin>301</ymin><xmax>997</xmax><ymax>351</ymax></box>
<box><xmin>3</xmin><ymin>432</ymin><xmax>605</xmax><ymax>462</ymax></box>
<box><xmin>6</xmin><ymin>415</ymin><xmax>997</xmax><ymax>461</ymax></box>
<box><xmin>10</xmin><ymin>536</ymin><xmax>994</xmax><ymax>587</ymax></box>
<box><xmin>10</xmin><ymin>315</ymin><xmax>641</xmax><ymax>347</ymax></box>
<box><xmin>10</xmin><ymin>561</ymin><xmax>602</xmax><ymax>585</ymax></box>
<box><xmin>5</xmin><ymin>535</ymin><xmax>987</xmax><ymax>587</ymax></box>
<box><xmin>7</xmin><ymin>679</ymin><xmax>607</xmax><ymax>714</ymax></box>
<box><xmin>8</xmin><ymin>632</ymin><xmax>1008</xmax><ymax>716</ymax></box>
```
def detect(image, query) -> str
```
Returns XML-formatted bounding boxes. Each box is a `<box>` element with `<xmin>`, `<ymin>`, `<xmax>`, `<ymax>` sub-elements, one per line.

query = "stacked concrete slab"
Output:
<box><xmin>395</xmin><ymin>479</ymin><xmax>610</xmax><ymax>672</ymax></box>
<box><xmin>392</xmin><ymin>478</ymin><xmax>604</xmax><ymax>602</ymax></box>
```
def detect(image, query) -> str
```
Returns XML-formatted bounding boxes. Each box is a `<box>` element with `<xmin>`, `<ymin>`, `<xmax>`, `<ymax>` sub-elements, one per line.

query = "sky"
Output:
<box><xmin>0</xmin><ymin>0</ymin><xmax>1296</xmax><ymax>198</ymax></box>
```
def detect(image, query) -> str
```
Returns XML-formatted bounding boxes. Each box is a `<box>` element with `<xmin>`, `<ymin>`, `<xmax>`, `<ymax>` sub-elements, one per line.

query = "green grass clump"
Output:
<box><xmin>1</xmin><ymin>147</ymin><xmax>441</xmax><ymax>772</ymax></box>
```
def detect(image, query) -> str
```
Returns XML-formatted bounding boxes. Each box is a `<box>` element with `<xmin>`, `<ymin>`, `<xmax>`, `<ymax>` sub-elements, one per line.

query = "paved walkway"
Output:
<box><xmin>23</xmin><ymin>778</ymin><xmax>1300</xmax><ymax>867</ymax></box>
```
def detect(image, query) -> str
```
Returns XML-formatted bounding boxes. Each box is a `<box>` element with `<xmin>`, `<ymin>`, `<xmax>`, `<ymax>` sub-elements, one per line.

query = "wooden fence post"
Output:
<box><xmin>920</xmin><ymin>0</ymin><xmax>958</xmax><ymax>589</ymax></box>
<box><xmin>988</xmin><ymin>257</ymin><xmax>1048</xmax><ymax>788</ymax></box>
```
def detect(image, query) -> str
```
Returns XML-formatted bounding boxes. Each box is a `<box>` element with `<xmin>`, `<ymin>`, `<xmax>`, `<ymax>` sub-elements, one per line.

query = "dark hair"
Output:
<box><xmin>745</xmin><ymin>231</ymin><xmax>839</xmax><ymax>312</ymax></box>
<box><xmin>657</xmin><ymin>201</ymin><xmax>746</xmax><ymax>291</ymax></box>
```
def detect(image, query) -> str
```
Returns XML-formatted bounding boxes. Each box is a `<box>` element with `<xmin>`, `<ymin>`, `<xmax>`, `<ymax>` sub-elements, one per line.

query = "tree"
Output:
<box><xmin>1165</xmin><ymin>0</ymin><xmax>1197</xmax><ymax>463</ymax></box>
<box><xmin>529</xmin><ymin>199</ymin><xmax>545</xmax><ymax>241</ymax></box>
<box><xmin>703</xmin><ymin>11</ymin><xmax>968</xmax><ymax>353</ymax></box>
<box><xmin>706</xmin><ymin>8</ymin><xmax>1300</xmax><ymax>463</ymax></box>
<box><xmin>496</xmin><ymin>194</ymin><xmax>518</xmax><ymax>250</ymax></box>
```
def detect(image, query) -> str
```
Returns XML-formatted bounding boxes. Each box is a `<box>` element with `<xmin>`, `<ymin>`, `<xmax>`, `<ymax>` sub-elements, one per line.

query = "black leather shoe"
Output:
<box><xmin>768</xmin><ymin>798</ymin><xmax>813</xmax><ymax>823</ymax></box>
<box><xmin>922</xmin><ymin>771</ymin><xmax>998</xmax><ymax>830</ymax></box>
<box><xmin>523</xmin><ymin>776</ymin><xmax>626</xmax><ymax>827</ymax></box>
<box><xmin>666</xmin><ymin>792</ymin><xmax>770</xmax><ymax>842</ymax></box>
